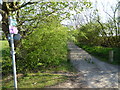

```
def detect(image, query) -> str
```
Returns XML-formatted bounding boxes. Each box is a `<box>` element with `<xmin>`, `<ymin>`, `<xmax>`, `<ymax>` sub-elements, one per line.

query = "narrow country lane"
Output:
<box><xmin>68</xmin><ymin>42</ymin><xmax>119</xmax><ymax>88</ymax></box>
<box><xmin>50</xmin><ymin>42</ymin><xmax>119</xmax><ymax>88</ymax></box>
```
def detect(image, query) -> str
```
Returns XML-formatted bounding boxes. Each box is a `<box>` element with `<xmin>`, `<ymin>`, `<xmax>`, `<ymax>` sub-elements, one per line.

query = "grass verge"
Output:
<box><xmin>2</xmin><ymin>72</ymin><xmax>67</xmax><ymax>88</ymax></box>
<box><xmin>1</xmin><ymin>40</ymin><xmax>76</xmax><ymax>88</ymax></box>
<box><xmin>76</xmin><ymin>42</ymin><xmax>120</xmax><ymax>65</ymax></box>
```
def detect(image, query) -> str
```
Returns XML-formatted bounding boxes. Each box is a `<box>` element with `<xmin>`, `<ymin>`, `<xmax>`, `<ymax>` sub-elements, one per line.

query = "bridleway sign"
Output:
<box><xmin>8</xmin><ymin>16</ymin><xmax>21</xmax><ymax>89</ymax></box>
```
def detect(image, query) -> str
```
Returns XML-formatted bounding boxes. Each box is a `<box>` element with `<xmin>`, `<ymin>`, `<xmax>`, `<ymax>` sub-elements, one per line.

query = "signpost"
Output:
<box><xmin>9</xmin><ymin>16</ymin><xmax>21</xmax><ymax>89</ymax></box>
<box><xmin>10</xmin><ymin>33</ymin><xmax>17</xmax><ymax>89</ymax></box>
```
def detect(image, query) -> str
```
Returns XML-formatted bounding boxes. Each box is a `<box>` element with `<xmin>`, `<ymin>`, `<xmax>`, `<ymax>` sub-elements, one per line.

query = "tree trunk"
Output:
<box><xmin>2</xmin><ymin>2</ymin><xmax>11</xmax><ymax>47</ymax></box>
<box><xmin>2</xmin><ymin>2</ymin><xmax>19</xmax><ymax>48</ymax></box>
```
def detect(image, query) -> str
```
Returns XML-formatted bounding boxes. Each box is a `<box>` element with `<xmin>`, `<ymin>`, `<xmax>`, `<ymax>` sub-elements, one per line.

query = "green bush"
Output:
<box><xmin>80</xmin><ymin>44</ymin><xmax>112</xmax><ymax>60</ymax></box>
<box><xmin>77</xmin><ymin>42</ymin><xmax>120</xmax><ymax>64</ymax></box>
<box><xmin>76</xmin><ymin>22</ymin><xmax>120</xmax><ymax>47</ymax></box>
<box><xmin>16</xmin><ymin>16</ymin><xmax>68</xmax><ymax>72</ymax></box>
<box><xmin>113</xmin><ymin>48</ymin><xmax>120</xmax><ymax>64</ymax></box>
<box><xmin>67</xmin><ymin>29</ymin><xmax>79</xmax><ymax>42</ymax></box>
<box><xmin>76</xmin><ymin>22</ymin><xmax>101</xmax><ymax>46</ymax></box>
<box><xmin>1</xmin><ymin>41</ymin><xmax>13</xmax><ymax>76</ymax></box>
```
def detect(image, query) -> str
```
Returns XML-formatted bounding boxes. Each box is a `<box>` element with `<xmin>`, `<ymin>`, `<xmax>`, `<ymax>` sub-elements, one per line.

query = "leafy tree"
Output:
<box><xmin>76</xmin><ymin>22</ymin><xmax>101</xmax><ymax>46</ymax></box>
<box><xmin>96</xmin><ymin>1</ymin><xmax>120</xmax><ymax>47</ymax></box>
<box><xmin>0</xmin><ymin>0</ymin><xmax>92</xmax><ymax>47</ymax></box>
<box><xmin>71</xmin><ymin>1</ymin><xmax>120</xmax><ymax>47</ymax></box>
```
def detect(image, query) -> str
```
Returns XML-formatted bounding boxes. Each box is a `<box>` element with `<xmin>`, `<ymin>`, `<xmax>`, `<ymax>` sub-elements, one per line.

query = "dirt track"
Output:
<box><xmin>50</xmin><ymin>42</ymin><xmax>120</xmax><ymax>88</ymax></box>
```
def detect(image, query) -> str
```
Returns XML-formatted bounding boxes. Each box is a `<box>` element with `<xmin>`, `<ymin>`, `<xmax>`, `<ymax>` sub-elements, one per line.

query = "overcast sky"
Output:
<box><xmin>90</xmin><ymin>0</ymin><xmax>118</xmax><ymax>22</ymax></box>
<box><xmin>61</xmin><ymin>0</ymin><xmax>118</xmax><ymax>25</ymax></box>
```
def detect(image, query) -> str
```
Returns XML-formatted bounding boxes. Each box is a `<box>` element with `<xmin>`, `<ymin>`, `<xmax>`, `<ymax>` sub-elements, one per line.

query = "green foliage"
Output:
<box><xmin>0</xmin><ymin>33</ymin><xmax>6</xmax><ymax>40</ymax></box>
<box><xmin>101</xmin><ymin>36</ymin><xmax>120</xmax><ymax>47</ymax></box>
<box><xmin>76</xmin><ymin>42</ymin><xmax>120</xmax><ymax>65</ymax></box>
<box><xmin>2</xmin><ymin>0</ymin><xmax>92</xmax><ymax>78</ymax></box>
<box><xmin>0</xmin><ymin>41</ymin><xmax>12</xmax><ymax>76</ymax></box>
<box><xmin>76</xmin><ymin>22</ymin><xmax>101</xmax><ymax>46</ymax></box>
<box><xmin>113</xmin><ymin>48</ymin><xmax>120</xmax><ymax>64</ymax></box>
<box><xmin>75</xmin><ymin>22</ymin><xmax>120</xmax><ymax>47</ymax></box>
<box><xmin>16</xmin><ymin>16</ymin><xmax>68</xmax><ymax>72</ymax></box>
<box><xmin>16</xmin><ymin>1</ymin><xmax>92</xmax><ymax>39</ymax></box>
<box><xmin>68</xmin><ymin>29</ymin><xmax>79</xmax><ymax>42</ymax></box>
<box><xmin>1</xmin><ymin>16</ymin><xmax>76</xmax><ymax>77</ymax></box>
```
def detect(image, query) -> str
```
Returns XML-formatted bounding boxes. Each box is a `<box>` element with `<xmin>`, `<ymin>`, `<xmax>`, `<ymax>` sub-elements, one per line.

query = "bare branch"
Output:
<box><xmin>14</xmin><ymin>2</ymin><xmax>35</xmax><ymax>10</ymax></box>
<box><xmin>0</xmin><ymin>9</ymin><xmax>5</xmax><ymax>15</ymax></box>
<box><xmin>8</xmin><ymin>2</ymin><xmax>38</xmax><ymax>11</ymax></box>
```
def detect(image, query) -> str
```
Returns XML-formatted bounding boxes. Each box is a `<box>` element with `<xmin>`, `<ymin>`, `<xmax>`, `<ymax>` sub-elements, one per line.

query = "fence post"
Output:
<box><xmin>109</xmin><ymin>50</ymin><xmax>114</xmax><ymax>62</ymax></box>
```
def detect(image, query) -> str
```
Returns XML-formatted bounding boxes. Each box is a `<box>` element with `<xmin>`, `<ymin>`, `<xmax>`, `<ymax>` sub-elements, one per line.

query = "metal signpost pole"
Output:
<box><xmin>10</xmin><ymin>33</ymin><xmax>17</xmax><ymax>89</ymax></box>
<box><xmin>9</xmin><ymin>15</ymin><xmax>19</xmax><ymax>89</ymax></box>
